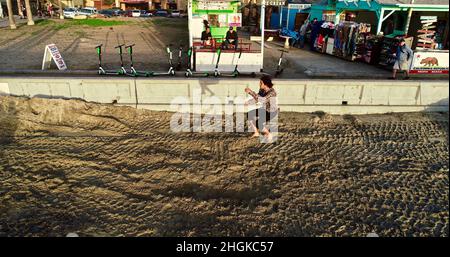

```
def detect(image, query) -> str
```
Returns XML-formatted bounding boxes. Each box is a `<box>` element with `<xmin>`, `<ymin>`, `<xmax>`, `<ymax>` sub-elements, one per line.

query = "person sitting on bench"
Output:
<box><xmin>222</xmin><ymin>26</ymin><xmax>238</xmax><ymax>49</ymax></box>
<box><xmin>201</xmin><ymin>26</ymin><xmax>215</xmax><ymax>48</ymax></box>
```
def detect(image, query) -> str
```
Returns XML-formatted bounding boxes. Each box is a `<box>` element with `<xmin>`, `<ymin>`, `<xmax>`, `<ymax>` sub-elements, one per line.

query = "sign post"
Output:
<box><xmin>42</xmin><ymin>44</ymin><xmax>68</xmax><ymax>70</ymax></box>
<box><xmin>0</xmin><ymin>2</ymin><xmax>4</xmax><ymax>19</ymax></box>
<box><xmin>261</xmin><ymin>0</ymin><xmax>265</xmax><ymax>71</ymax></box>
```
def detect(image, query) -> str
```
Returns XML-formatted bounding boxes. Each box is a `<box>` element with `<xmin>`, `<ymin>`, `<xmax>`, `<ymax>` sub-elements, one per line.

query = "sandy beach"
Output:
<box><xmin>0</xmin><ymin>96</ymin><xmax>448</xmax><ymax>236</ymax></box>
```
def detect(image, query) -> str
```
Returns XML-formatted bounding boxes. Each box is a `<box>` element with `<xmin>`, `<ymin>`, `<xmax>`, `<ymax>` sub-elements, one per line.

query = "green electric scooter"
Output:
<box><xmin>95</xmin><ymin>44</ymin><xmax>127</xmax><ymax>75</ymax></box>
<box><xmin>216</xmin><ymin>47</ymin><xmax>241</xmax><ymax>77</ymax></box>
<box><xmin>216</xmin><ymin>48</ymin><xmax>270</xmax><ymax>78</ymax></box>
<box><xmin>151</xmin><ymin>44</ymin><xmax>176</xmax><ymax>76</ymax></box>
<box><xmin>185</xmin><ymin>47</ymin><xmax>210</xmax><ymax>77</ymax></box>
<box><xmin>274</xmin><ymin>49</ymin><xmax>288</xmax><ymax>77</ymax></box>
<box><xmin>176</xmin><ymin>43</ymin><xmax>183</xmax><ymax>71</ymax></box>
<box><xmin>125</xmin><ymin>44</ymin><xmax>153</xmax><ymax>77</ymax></box>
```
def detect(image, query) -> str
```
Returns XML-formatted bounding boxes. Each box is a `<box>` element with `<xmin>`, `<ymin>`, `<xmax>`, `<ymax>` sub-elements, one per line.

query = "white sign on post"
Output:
<box><xmin>42</xmin><ymin>44</ymin><xmax>67</xmax><ymax>70</ymax></box>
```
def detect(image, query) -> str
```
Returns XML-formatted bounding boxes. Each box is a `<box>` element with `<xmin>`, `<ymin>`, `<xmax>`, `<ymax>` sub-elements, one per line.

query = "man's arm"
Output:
<box><xmin>407</xmin><ymin>47</ymin><xmax>413</xmax><ymax>60</ymax></box>
<box><xmin>245</xmin><ymin>89</ymin><xmax>258</xmax><ymax>105</ymax></box>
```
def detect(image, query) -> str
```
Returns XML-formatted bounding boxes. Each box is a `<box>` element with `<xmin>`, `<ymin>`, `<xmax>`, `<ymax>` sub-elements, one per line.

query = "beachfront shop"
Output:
<box><xmin>274</xmin><ymin>1</ymin><xmax>312</xmax><ymax>30</ymax></box>
<box><xmin>308</xmin><ymin>0</ymin><xmax>449</xmax><ymax>73</ymax></box>
<box><xmin>188</xmin><ymin>0</ymin><xmax>266</xmax><ymax>72</ymax></box>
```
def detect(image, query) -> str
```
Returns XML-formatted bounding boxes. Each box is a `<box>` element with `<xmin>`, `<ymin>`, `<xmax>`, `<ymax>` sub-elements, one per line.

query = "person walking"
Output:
<box><xmin>47</xmin><ymin>3</ymin><xmax>53</xmax><ymax>18</ymax></box>
<box><xmin>245</xmin><ymin>75</ymin><xmax>278</xmax><ymax>142</ymax></box>
<box><xmin>298</xmin><ymin>21</ymin><xmax>308</xmax><ymax>49</ymax></box>
<box><xmin>309</xmin><ymin>18</ymin><xmax>320</xmax><ymax>51</ymax></box>
<box><xmin>391</xmin><ymin>38</ymin><xmax>413</xmax><ymax>80</ymax></box>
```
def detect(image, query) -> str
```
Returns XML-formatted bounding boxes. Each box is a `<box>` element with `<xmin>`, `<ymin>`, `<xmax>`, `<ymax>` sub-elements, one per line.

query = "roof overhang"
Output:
<box><xmin>382</xmin><ymin>4</ymin><xmax>449</xmax><ymax>11</ymax></box>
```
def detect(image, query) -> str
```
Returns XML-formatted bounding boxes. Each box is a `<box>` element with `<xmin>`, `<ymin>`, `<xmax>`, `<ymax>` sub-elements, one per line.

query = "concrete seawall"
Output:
<box><xmin>0</xmin><ymin>77</ymin><xmax>448</xmax><ymax>114</ymax></box>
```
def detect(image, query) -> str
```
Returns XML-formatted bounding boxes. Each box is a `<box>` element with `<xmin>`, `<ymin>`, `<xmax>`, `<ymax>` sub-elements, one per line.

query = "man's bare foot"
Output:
<box><xmin>264</xmin><ymin>132</ymin><xmax>273</xmax><ymax>143</ymax></box>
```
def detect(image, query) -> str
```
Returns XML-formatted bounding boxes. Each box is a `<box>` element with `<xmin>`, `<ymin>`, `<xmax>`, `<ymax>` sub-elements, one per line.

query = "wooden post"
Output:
<box><xmin>376</xmin><ymin>8</ymin><xmax>384</xmax><ymax>34</ymax></box>
<box><xmin>25</xmin><ymin>0</ymin><xmax>35</xmax><ymax>24</ymax></box>
<box><xmin>0</xmin><ymin>1</ymin><xmax>4</xmax><ymax>19</ymax></box>
<box><xmin>261</xmin><ymin>0</ymin><xmax>265</xmax><ymax>71</ymax></box>
<box><xmin>404</xmin><ymin>8</ymin><xmax>413</xmax><ymax>35</ymax></box>
<box><xmin>6</xmin><ymin>0</ymin><xmax>17</xmax><ymax>29</ymax></box>
<box><xmin>188</xmin><ymin>0</ymin><xmax>193</xmax><ymax>68</ymax></box>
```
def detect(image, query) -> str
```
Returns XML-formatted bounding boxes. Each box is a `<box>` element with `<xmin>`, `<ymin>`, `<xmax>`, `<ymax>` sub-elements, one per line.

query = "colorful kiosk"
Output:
<box><xmin>309</xmin><ymin>0</ymin><xmax>449</xmax><ymax>73</ymax></box>
<box><xmin>188</xmin><ymin>0</ymin><xmax>267</xmax><ymax>73</ymax></box>
<box><xmin>279</xmin><ymin>1</ymin><xmax>312</xmax><ymax>31</ymax></box>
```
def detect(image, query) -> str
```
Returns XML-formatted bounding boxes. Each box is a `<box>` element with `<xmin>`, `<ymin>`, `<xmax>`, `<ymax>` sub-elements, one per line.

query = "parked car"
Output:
<box><xmin>123</xmin><ymin>10</ymin><xmax>133</xmax><ymax>17</ymax></box>
<box><xmin>78</xmin><ymin>8</ymin><xmax>97</xmax><ymax>16</ymax></box>
<box><xmin>131</xmin><ymin>9</ymin><xmax>141</xmax><ymax>17</ymax></box>
<box><xmin>98</xmin><ymin>9</ymin><xmax>114</xmax><ymax>18</ymax></box>
<box><xmin>63</xmin><ymin>7</ymin><xmax>78</xmax><ymax>19</ymax></box>
<box><xmin>140</xmin><ymin>10</ymin><xmax>152</xmax><ymax>18</ymax></box>
<box><xmin>154</xmin><ymin>9</ymin><xmax>169</xmax><ymax>17</ymax></box>
<box><xmin>169</xmin><ymin>10</ymin><xmax>180</xmax><ymax>18</ymax></box>
<box><xmin>110</xmin><ymin>7</ymin><xmax>123</xmax><ymax>16</ymax></box>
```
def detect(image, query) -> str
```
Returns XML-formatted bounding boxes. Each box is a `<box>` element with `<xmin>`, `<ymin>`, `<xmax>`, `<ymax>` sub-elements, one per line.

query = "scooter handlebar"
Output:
<box><xmin>125</xmin><ymin>44</ymin><xmax>136</xmax><ymax>48</ymax></box>
<box><xmin>95</xmin><ymin>44</ymin><xmax>103</xmax><ymax>48</ymax></box>
<box><xmin>115</xmin><ymin>44</ymin><xmax>125</xmax><ymax>48</ymax></box>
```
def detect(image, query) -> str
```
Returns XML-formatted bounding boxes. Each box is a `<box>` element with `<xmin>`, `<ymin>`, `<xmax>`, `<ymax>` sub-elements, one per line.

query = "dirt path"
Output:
<box><xmin>0</xmin><ymin>96</ymin><xmax>448</xmax><ymax>236</ymax></box>
<box><xmin>0</xmin><ymin>17</ymin><xmax>188</xmax><ymax>71</ymax></box>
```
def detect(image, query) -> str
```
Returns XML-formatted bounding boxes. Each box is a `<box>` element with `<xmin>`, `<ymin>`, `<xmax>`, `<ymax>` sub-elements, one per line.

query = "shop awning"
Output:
<box><xmin>376</xmin><ymin>0</ymin><xmax>449</xmax><ymax>10</ymax></box>
<box><xmin>300</xmin><ymin>7</ymin><xmax>311</xmax><ymax>13</ymax></box>
<box><xmin>376</xmin><ymin>0</ymin><xmax>449</xmax><ymax>5</ymax></box>
<box><xmin>336</xmin><ymin>0</ymin><xmax>449</xmax><ymax>11</ymax></box>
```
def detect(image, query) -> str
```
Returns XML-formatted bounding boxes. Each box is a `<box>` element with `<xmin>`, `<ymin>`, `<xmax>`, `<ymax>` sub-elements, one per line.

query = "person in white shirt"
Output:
<box><xmin>298</xmin><ymin>21</ymin><xmax>309</xmax><ymax>49</ymax></box>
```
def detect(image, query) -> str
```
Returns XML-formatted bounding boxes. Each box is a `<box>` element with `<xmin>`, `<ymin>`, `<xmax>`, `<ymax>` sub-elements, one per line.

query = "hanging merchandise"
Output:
<box><xmin>315</xmin><ymin>21</ymin><xmax>335</xmax><ymax>53</ymax></box>
<box><xmin>353</xmin><ymin>23</ymin><xmax>374</xmax><ymax>62</ymax></box>
<box><xmin>333</xmin><ymin>21</ymin><xmax>360</xmax><ymax>61</ymax></box>
<box><xmin>378</xmin><ymin>36</ymin><xmax>403</xmax><ymax>68</ymax></box>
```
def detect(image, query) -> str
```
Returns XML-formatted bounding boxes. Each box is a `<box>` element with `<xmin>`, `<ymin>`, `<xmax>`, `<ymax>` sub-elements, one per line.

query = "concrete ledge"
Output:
<box><xmin>0</xmin><ymin>77</ymin><xmax>448</xmax><ymax>115</ymax></box>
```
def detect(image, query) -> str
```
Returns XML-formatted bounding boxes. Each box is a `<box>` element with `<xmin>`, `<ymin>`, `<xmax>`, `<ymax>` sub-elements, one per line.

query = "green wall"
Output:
<box><xmin>192</xmin><ymin>0</ymin><xmax>240</xmax><ymax>39</ymax></box>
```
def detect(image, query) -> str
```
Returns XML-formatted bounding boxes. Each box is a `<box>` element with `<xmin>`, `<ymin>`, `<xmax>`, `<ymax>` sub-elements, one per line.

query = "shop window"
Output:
<box><xmin>322</xmin><ymin>11</ymin><xmax>335</xmax><ymax>22</ymax></box>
